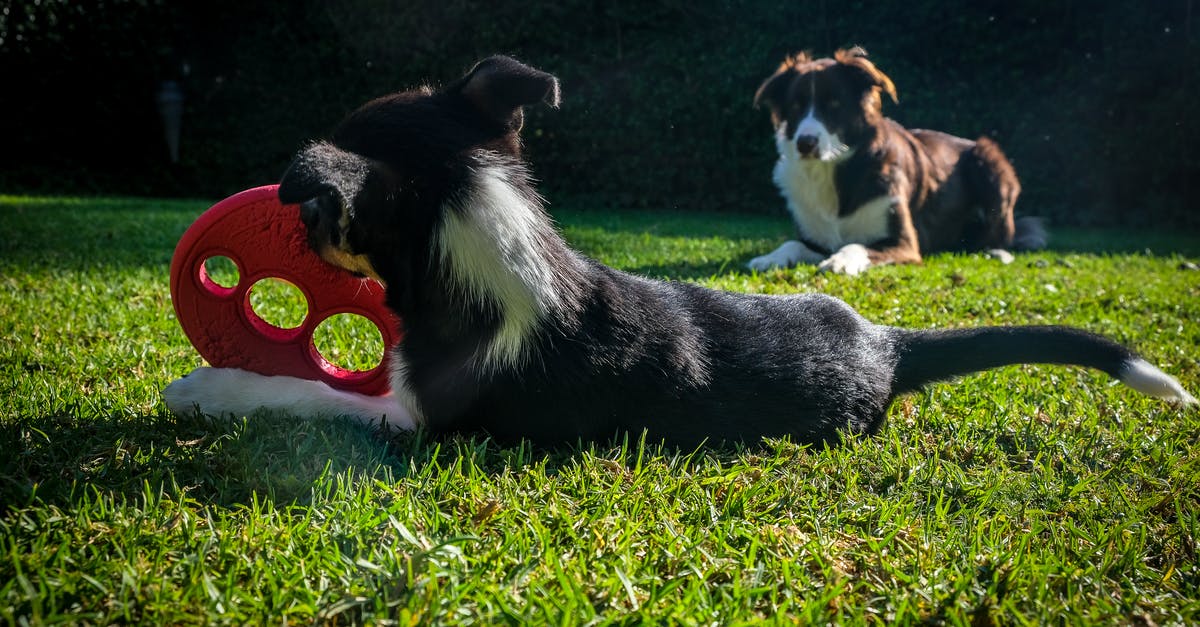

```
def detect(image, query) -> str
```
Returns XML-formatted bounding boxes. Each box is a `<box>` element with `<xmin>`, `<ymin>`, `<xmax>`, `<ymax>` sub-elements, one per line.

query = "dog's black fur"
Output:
<box><xmin>178</xmin><ymin>56</ymin><xmax>1192</xmax><ymax>448</ymax></box>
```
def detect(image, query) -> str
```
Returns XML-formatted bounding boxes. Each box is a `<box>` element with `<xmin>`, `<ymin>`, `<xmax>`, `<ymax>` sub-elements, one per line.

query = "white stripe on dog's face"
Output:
<box><xmin>790</xmin><ymin>78</ymin><xmax>849</xmax><ymax>162</ymax></box>
<box><xmin>777</xmin><ymin>75</ymin><xmax>854</xmax><ymax>163</ymax></box>
<box><xmin>793</xmin><ymin>108</ymin><xmax>829</xmax><ymax>153</ymax></box>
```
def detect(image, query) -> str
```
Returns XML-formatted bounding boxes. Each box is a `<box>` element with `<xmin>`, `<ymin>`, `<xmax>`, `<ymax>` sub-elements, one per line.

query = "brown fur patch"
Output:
<box><xmin>319</xmin><ymin>244</ymin><xmax>383</xmax><ymax>283</ymax></box>
<box><xmin>834</xmin><ymin>47</ymin><xmax>898</xmax><ymax>104</ymax></box>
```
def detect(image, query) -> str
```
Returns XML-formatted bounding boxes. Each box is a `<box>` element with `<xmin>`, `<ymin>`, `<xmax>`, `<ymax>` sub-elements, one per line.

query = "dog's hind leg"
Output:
<box><xmin>962</xmin><ymin>137</ymin><xmax>1023</xmax><ymax>250</ymax></box>
<box><xmin>162</xmin><ymin>367</ymin><xmax>415</xmax><ymax>431</ymax></box>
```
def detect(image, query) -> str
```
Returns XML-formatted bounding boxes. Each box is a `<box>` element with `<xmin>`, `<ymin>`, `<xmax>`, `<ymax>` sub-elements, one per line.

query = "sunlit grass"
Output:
<box><xmin>1</xmin><ymin>194</ymin><xmax>1198</xmax><ymax>624</ymax></box>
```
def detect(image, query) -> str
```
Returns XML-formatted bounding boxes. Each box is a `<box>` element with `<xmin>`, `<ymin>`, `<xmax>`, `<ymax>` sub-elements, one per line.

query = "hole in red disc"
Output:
<box><xmin>247</xmin><ymin>277</ymin><xmax>308</xmax><ymax>330</ymax></box>
<box><xmin>313</xmin><ymin>313</ymin><xmax>385</xmax><ymax>373</ymax></box>
<box><xmin>200</xmin><ymin>255</ymin><xmax>239</xmax><ymax>295</ymax></box>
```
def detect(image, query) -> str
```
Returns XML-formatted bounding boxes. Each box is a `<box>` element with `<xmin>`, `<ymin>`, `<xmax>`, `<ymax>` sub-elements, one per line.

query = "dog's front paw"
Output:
<box><xmin>747</xmin><ymin>253</ymin><xmax>787</xmax><ymax>272</ymax></box>
<box><xmin>985</xmin><ymin>248</ymin><xmax>1015</xmax><ymax>264</ymax></box>
<box><xmin>818</xmin><ymin>244</ymin><xmax>873</xmax><ymax>276</ymax></box>
<box><xmin>162</xmin><ymin>367</ymin><xmax>267</xmax><ymax>417</ymax></box>
<box><xmin>747</xmin><ymin>240</ymin><xmax>822</xmax><ymax>271</ymax></box>
<box><xmin>162</xmin><ymin>367</ymin><xmax>227</xmax><ymax>416</ymax></box>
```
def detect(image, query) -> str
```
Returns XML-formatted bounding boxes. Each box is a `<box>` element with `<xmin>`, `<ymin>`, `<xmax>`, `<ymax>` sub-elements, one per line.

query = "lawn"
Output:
<box><xmin>1</xmin><ymin>194</ymin><xmax>1198</xmax><ymax>625</ymax></box>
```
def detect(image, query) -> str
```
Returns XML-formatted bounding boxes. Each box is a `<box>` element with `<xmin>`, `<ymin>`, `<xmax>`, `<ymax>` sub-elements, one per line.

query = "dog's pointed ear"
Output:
<box><xmin>754</xmin><ymin>67</ymin><xmax>795</xmax><ymax>124</ymax></box>
<box><xmin>836</xmin><ymin>47</ymin><xmax>898</xmax><ymax>104</ymax></box>
<box><xmin>754</xmin><ymin>52</ymin><xmax>814</xmax><ymax>123</ymax></box>
<box><xmin>453</xmin><ymin>55</ymin><xmax>560</xmax><ymax>131</ymax></box>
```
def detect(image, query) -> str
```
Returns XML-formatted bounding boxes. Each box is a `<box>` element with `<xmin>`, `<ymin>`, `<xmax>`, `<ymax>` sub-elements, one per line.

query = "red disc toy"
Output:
<box><xmin>170</xmin><ymin>185</ymin><xmax>400</xmax><ymax>395</ymax></box>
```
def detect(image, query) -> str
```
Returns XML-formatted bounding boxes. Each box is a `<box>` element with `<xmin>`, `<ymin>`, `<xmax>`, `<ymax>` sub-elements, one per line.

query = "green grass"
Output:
<box><xmin>1</xmin><ymin>193</ymin><xmax>1199</xmax><ymax>625</ymax></box>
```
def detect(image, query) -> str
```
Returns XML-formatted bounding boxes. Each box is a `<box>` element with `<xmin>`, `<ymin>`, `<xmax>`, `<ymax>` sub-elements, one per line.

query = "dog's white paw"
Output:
<box><xmin>747</xmin><ymin>240</ymin><xmax>823</xmax><ymax>271</ymax></box>
<box><xmin>985</xmin><ymin>248</ymin><xmax>1015</xmax><ymax>264</ymax></box>
<box><xmin>163</xmin><ymin>366</ymin><xmax>413</xmax><ymax>430</ymax></box>
<box><xmin>818</xmin><ymin>244</ymin><xmax>873</xmax><ymax>276</ymax></box>
<box><xmin>162</xmin><ymin>367</ymin><xmax>270</xmax><ymax>417</ymax></box>
<box><xmin>747</xmin><ymin>253</ymin><xmax>786</xmax><ymax>272</ymax></box>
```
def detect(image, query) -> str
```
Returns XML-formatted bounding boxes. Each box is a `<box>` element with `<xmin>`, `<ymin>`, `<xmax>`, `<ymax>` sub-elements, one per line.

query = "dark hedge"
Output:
<box><xmin>2</xmin><ymin>0</ymin><xmax>1196</xmax><ymax>228</ymax></box>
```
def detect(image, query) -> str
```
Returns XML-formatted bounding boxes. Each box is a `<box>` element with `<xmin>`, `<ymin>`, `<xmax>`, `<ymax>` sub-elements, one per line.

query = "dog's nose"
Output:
<box><xmin>795</xmin><ymin>135</ymin><xmax>819</xmax><ymax>156</ymax></box>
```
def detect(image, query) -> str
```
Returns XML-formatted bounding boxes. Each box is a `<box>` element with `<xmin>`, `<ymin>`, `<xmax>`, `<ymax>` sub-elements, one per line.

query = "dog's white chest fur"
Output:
<box><xmin>772</xmin><ymin>155</ymin><xmax>892</xmax><ymax>253</ymax></box>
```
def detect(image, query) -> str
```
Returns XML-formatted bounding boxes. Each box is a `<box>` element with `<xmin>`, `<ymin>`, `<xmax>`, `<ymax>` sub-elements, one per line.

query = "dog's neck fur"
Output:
<box><xmin>438</xmin><ymin>159</ymin><xmax>581</xmax><ymax>368</ymax></box>
<box><xmin>392</xmin><ymin>153</ymin><xmax>586</xmax><ymax>375</ymax></box>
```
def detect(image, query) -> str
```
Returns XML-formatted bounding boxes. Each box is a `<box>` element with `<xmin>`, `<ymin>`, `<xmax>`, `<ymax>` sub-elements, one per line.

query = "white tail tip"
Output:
<box><xmin>1119</xmin><ymin>358</ymin><xmax>1197</xmax><ymax>405</ymax></box>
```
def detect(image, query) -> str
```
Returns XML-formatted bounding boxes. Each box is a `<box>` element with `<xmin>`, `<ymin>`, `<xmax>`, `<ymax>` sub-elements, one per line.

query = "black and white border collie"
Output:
<box><xmin>163</xmin><ymin>56</ymin><xmax>1194</xmax><ymax>448</ymax></box>
<box><xmin>749</xmin><ymin>48</ymin><xmax>1041</xmax><ymax>275</ymax></box>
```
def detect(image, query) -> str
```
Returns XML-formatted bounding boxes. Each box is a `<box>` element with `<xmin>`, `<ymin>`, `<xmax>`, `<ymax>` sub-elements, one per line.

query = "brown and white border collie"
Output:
<box><xmin>749</xmin><ymin>47</ymin><xmax>1042</xmax><ymax>275</ymax></box>
<box><xmin>163</xmin><ymin>56</ymin><xmax>1193</xmax><ymax>448</ymax></box>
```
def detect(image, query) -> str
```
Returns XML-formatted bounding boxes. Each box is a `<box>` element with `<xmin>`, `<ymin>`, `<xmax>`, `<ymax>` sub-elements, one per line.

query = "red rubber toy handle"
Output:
<box><xmin>169</xmin><ymin>185</ymin><xmax>400</xmax><ymax>395</ymax></box>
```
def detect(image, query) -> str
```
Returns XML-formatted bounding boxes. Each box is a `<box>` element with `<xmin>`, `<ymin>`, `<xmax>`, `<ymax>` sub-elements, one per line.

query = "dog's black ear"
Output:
<box><xmin>753</xmin><ymin>67</ymin><xmax>795</xmax><ymax>124</ymax></box>
<box><xmin>453</xmin><ymin>55</ymin><xmax>560</xmax><ymax>132</ymax></box>
<box><xmin>279</xmin><ymin>142</ymin><xmax>371</xmax><ymax>205</ymax></box>
<box><xmin>755</xmin><ymin>52</ymin><xmax>816</xmax><ymax>122</ymax></box>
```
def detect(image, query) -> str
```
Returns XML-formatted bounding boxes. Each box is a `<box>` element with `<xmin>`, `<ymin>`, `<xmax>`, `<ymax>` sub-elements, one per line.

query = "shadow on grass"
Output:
<box><xmin>0</xmin><ymin>406</ymin><xmax>774</xmax><ymax>517</ymax></box>
<box><xmin>624</xmin><ymin>259</ymin><xmax>758</xmax><ymax>282</ymax></box>
<box><xmin>0</xmin><ymin>411</ymin><xmax>415</xmax><ymax>513</ymax></box>
<box><xmin>0</xmin><ymin>410</ymin><xmax>588</xmax><ymax>514</ymax></box>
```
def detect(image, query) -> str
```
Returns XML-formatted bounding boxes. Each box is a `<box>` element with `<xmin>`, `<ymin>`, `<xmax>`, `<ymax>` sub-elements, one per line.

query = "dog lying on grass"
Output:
<box><xmin>163</xmin><ymin>56</ymin><xmax>1195</xmax><ymax>447</ymax></box>
<box><xmin>748</xmin><ymin>48</ymin><xmax>1041</xmax><ymax>275</ymax></box>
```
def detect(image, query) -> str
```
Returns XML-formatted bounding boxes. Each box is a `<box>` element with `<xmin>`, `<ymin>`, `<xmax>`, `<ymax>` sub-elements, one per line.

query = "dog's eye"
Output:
<box><xmin>828</xmin><ymin>99</ymin><xmax>840</xmax><ymax>109</ymax></box>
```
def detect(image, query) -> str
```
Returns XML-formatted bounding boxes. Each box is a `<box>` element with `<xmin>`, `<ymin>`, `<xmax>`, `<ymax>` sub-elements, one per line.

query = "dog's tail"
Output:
<box><xmin>890</xmin><ymin>325</ymin><xmax>1195</xmax><ymax>403</ymax></box>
